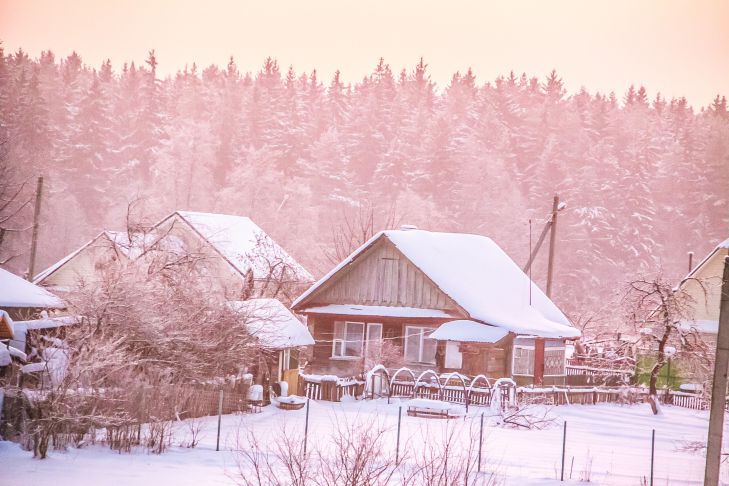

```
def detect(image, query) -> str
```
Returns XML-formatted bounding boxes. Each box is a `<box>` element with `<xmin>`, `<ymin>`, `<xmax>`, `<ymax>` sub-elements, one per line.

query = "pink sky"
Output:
<box><xmin>1</xmin><ymin>0</ymin><xmax>727</xmax><ymax>107</ymax></box>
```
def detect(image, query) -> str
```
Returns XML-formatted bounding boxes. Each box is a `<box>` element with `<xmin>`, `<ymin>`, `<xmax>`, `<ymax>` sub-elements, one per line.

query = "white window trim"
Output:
<box><xmin>404</xmin><ymin>325</ymin><xmax>437</xmax><ymax>364</ymax></box>
<box><xmin>511</xmin><ymin>344</ymin><xmax>535</xmax><ymax>376</ymax></box>
<box><xmin>365</xmin><ymin>323</ymin><xmax>383</xmax><ymax>357</ymax></box>
<box><xmin>331</xmin><ymin>321</ymin><xmax>365</xmax><ymax>360</ymax></box>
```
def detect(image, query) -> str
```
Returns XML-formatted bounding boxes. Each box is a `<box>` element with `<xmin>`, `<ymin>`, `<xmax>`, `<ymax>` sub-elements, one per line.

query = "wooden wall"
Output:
<box><xmin>311</xmin><ymin>238</ymin><xmax>460</xmax><ymax>312</ymax></box>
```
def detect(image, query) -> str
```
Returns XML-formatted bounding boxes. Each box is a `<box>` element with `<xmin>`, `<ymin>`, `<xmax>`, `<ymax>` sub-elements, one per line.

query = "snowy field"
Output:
<box><xmin>0</xmin><ymin>399</ymin><xmax>719</xmax><ymax>485</ymax></box>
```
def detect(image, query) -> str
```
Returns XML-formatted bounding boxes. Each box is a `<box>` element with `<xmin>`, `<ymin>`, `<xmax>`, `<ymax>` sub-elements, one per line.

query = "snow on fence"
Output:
<box><xmin>295</xmin><ymin>366</ymin><xmax>717</xmax><ymax>412</ymax></box>
<box><xmin>297</xmin><ymin>375</ymin><xmax>365</xmax><ymax>402</ymax></box>
<box><xmin>661</xmin><ymin>389</ymin><xmax>710</xmax><ymax>410</ymax></box>
<box><xmin>361</xmin><ymin>366</ymin><xmax>722</xmax><ymax>412</ymax></box>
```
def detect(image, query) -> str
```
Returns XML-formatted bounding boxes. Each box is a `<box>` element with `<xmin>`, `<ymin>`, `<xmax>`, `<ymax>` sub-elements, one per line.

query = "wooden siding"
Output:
<box><xmin>682</xmin><ymin>247</ymin><xmax>728</xmax><ymax>323</ymax></box>
<box><xmin>312</xmin><ymin>238</ymin><xmax>459</xmax><ymax>311</ymax></box>
<box><xmin>459</xmin><ymin>342</ymin><xmax>509</xmax><ymax>378</ymax></box>
<box><xmin>308</xmin><ymin>314</ymin><xmax>452</xmax><ymax>376</ymax></box>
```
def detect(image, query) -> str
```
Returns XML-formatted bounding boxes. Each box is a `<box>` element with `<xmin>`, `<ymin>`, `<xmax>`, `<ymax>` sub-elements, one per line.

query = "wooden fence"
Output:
<box><xmin>297</xmin><ymin>377</ymin><xmax>365</xmax><ymax>402</ymax></box>
<box><xmin>296</xmin><ymin>369</ymin><xmax>714</xmax><ymax>412</ymax></box>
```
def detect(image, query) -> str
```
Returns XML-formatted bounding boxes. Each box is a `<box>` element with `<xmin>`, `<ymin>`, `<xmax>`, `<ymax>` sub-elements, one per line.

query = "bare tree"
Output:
<box><xmin>17</xmin><ymin>210</ymin><xmax>264</xmax><ymax>457</ymax></box>
<box><xmin>624</xmin><ymin>275</ymin><xmax>711</xmax><ymax>412</ymax></box>
<box><xmin>314</xmin><ymin>414</ymin><xmax>399</xmax><ymax>486</ymax></box>
<box><xmin>0</xmin><ymin>139</ymin><xmax>32</xmax><ymax>265</ymax></box>
<box><xmin>246</xmin><ymin>232</ymin><xmax>313</xmax><ymax>304</ymax></box>
<box><xmin>326</xmin><ymin>200</ymin><xmax>401</xmax><ymax>265</ymax></box>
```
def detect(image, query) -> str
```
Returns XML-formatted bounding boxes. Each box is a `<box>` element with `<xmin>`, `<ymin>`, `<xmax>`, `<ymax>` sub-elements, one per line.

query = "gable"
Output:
<box><xmin>172</xmin><ymin>211</ymin><xmax>313</xmax><ymax>283</ymax></box>
<box><xmin>681</xmin><ymin>246</ymin><xmax>729</xmax><ymax>322</ymax></box>
<box><xmin>35</xmin><ymin>234</ymin><xmax>126</xmax><ymax>289</ymax></box>
<box><xmin>153</xmin><ymin>214</ymin><xmax>249</xmax><ymax>288</ymax></box>
<box><xmin>301</xmin><ymin>237</ymin><xmax>462</xmax><ymax>313</ymax></box>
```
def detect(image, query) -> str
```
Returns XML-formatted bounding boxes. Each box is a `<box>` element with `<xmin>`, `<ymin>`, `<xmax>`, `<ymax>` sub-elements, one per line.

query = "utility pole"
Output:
<box><xmin>704</xmin><ymin>255</ymin><xmax>729</xmax><ymax>486</ymax></box>
<box><xmin>27</xmin><ymin>176</ymin><xmax>44</xmax><ymax>281</ymax></box>
<box><xmin>523</xmin><ymin>219</ymin><xmax>552</xmax><ymax>274</ymax></box>
<box><xmin>546</xmin><ymin>194</ymin><xmax>560</xmax><ymax>298</ymax></box>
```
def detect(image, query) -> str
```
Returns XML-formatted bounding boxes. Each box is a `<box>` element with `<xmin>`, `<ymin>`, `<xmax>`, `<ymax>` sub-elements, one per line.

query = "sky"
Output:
<box><xmin>1</xmin><ymin>0</ymin><xmax>727</xmax><ymax>107</ymax></box>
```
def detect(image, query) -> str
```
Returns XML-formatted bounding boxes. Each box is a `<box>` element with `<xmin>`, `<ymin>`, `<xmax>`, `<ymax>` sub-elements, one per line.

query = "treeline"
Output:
<box><xmin>1</xmin><ymin>47</ymin><xmax>728</xmax><ymax>320</ymax></box>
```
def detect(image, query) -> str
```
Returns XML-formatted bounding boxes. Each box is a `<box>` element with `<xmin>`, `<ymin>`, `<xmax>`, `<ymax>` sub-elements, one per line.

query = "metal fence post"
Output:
<box><xmin>478</xmin><ymin>412</ymin><xmax>484</xmax><ymax>473</ymax></box>
<box><xmin>396</xmin><ymin>405</ymin><xmax>403</xmax><ymax>465</ymax></box>
<box><xmin>304</xmin><ymin>398</ymin><xmax>311</xmax><ymax>455</ymax></box>
<box><xmin>216</xmin><ymin>389</ymin><xmax>223</xmax><ymax>451</ymax></box>
<box><xmin>650</xmin><ymin>429</ymin><xmax>655</xmax><ymax>486</ymax></box>
<box><xmin>560</xmin><ymin>421</ymin><xmax>567</xmax><ymax>481</ymax></box>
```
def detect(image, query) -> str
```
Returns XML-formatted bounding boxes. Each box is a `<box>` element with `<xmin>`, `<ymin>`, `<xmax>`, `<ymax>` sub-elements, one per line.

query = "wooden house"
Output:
<box><xmin>292</xmin><ymin>227</ymin><xmax>581</xmax><ymax>386</ymax></box>
<box><xmin>34</xmin><ymin>211</ymin><xmax>314</xmax><ymax>302</ymax></box>
<box><xmin>675</xmin><ymin>237</ymin><xmax>729</xmax><ymax>347</ymax></box>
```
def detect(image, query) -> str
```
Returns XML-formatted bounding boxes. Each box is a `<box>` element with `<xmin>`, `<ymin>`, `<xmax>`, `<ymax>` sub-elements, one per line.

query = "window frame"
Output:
<box><xmin>404</xmin><ymin>325</ymin><xmax>437</xmax><ymax>364</ymax></box>
<box><xmin>511</xmin><ymin>344</ymin><xmax>535</xmax><ymax>376</ymax></box>
<box><xmin>331</xmin><ymin>321</ymin><xmax>366</xmax><ymax>360</ymax></box>
<box><xmin>365</xmin><ymin>322</ymin><xmax>383</xmax><ymax>358</ymax></box>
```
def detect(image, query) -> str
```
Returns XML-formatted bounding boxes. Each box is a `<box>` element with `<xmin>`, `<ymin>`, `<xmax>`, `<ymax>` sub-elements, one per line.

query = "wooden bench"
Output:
<box><xmin>406</xmin><ymin>398</ymin><xmax>465</xmax><ymax>419</ymax></box>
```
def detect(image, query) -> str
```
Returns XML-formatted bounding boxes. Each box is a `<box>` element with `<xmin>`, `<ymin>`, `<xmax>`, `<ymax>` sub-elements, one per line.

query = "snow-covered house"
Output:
<box><xmin>34</xmin><ymin>211</ymin><xmax>314</xmax><ymax>302</ymax></box>
<box><xmin>674</xmin><ymin>237</ymin><xmax>729</xmax><ymax>345</ymax></box>
<box><xmin>1</xmin><ymin>267</ymin><xmax>65</xmax><ymax>320</ymax></box>
<box><xmin>229</xmin><ymin>298</ymin><xmax>314</xmax><ymax>395</ymax></box>
<box><xmin>292</xmin><ymin>227</ymin><xmax>581</xmax><ymax>385</ymax></box>
<box><xmin>0</xmin><ymin>268</ymin><xmax>68</xmax><ymax>367</ymax></box>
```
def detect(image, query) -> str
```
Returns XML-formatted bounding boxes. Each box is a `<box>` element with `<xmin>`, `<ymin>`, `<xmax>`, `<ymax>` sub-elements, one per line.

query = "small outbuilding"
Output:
<box><xmin>229</xmin><ymin>298</ymin><xmax>314</xmax><ymax>395</ymax></box>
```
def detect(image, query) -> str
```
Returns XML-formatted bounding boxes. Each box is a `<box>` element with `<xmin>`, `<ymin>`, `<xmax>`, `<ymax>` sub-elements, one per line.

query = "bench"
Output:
<box><xmin>406</xmin><ymin>398</ymin><xmax>465</xmax><ymax>419</ymax></box>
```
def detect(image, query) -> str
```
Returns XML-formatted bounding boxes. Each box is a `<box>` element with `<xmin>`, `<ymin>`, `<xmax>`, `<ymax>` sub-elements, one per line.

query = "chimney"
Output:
<box><xmin>400</xmin><ymin>224</ymin><xmax>418</xmax><ymax>231</ymax></box>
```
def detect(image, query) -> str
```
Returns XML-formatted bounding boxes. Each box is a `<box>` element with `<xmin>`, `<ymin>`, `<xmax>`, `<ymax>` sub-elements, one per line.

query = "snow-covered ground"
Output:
<box><xmin>0</xmin><ymin>399</ymin><xmax>718</xmax><ymax>485</ymax></box>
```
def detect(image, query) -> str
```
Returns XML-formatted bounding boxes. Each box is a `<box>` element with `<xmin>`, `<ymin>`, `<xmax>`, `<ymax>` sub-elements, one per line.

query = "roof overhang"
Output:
<box><xmin>429</xmin><ymin>320</ymin><xmax>510</xmax><ymax>344</ymax></box>
<box><xmin>299</xmin><ymin>304</ymin><xmax>458</xmax><ymax>319</ymax></box>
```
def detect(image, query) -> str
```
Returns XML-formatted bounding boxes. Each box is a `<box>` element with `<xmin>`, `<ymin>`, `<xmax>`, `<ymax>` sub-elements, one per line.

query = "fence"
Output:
<box><xmin>297</xmin><ymin>376</ymin><xmax>365</xmax><ymax>402</ymax></box>
<box><xmin>0</xmin><ymin>382</ymin><xmax>254</xmax><ymax>447</ymax></box>
<box><xmin>350</xmin><ymin>366</ymin><xmax>718</xmax><ymax>413</ymax></box>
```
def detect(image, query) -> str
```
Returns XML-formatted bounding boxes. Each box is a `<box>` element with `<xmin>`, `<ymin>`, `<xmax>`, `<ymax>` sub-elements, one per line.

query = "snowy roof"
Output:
<box><xmin>302</xmin><ymin>304</ymin><xmax>457</xmax><ymax>319</ymax></box>
<box><xmin>33</xmin><ymin>230</ymin><xmax>156</xmax><ymax>283</ymax></box>
<box><xmin>429</xmin><ymin>320</ymin><xmax>509</xmax><ymax>343</ymax></box>
<box><xmin>678</xmin><ymin>236</ymin><xmax>729</xmax><ymax>286</ymax></box>
<box><xmin>294</xmin><ymin>229</ymin><xmax>580</xmax><ymax>339</ymax></box>
<box><xmin>678</xmin><ymin>319</ymin><xmax>718</xmax><ymax>334</ymax></box>
<box><xmin>9</xmin><ymin>316</ymin><xmax>77</xmax><ymax>354</ymax></box>
<box><xmin>168</xmin><ymin>211</ymin><xmax>313</xmax><ymax>282</ymax></box>
<box><xmin>0</xmin><ymin>268</ymin><xmax>65</xmax><ymax>309</ymax></box>
<box><xmin>35</xmin><ymin>211</ymin><xmax>313</xmax><ymax>286</ymax></box>
<box><xmin>229</xmin><ymin>298</ymin><xmax>314</xmax><ymax>348</ymax></box>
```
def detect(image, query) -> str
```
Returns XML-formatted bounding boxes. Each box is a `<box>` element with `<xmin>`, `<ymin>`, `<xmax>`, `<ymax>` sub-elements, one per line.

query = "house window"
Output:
<box><xmin>332</xmin><ymin>321</ymin><xmax>365</xmax><ymax>359</ymax></box>
<box><xmin>365</xmin><ymin>323</ymin><xmax>383</xmax><ymax>358</ymax></box>
<box><xmin>512</xmin><ymin>345</ymin><xmax>535</xmax><ymax>376</ymax></box>
<box><xmin>404</xmin><ymin>326</ymin><xmax>437</xmax><ymax>364</ymax></box>
<box><xmin>544</xmin><ymin>347</ymin><xmax>566</xmax><ymax>376</ymax></box>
